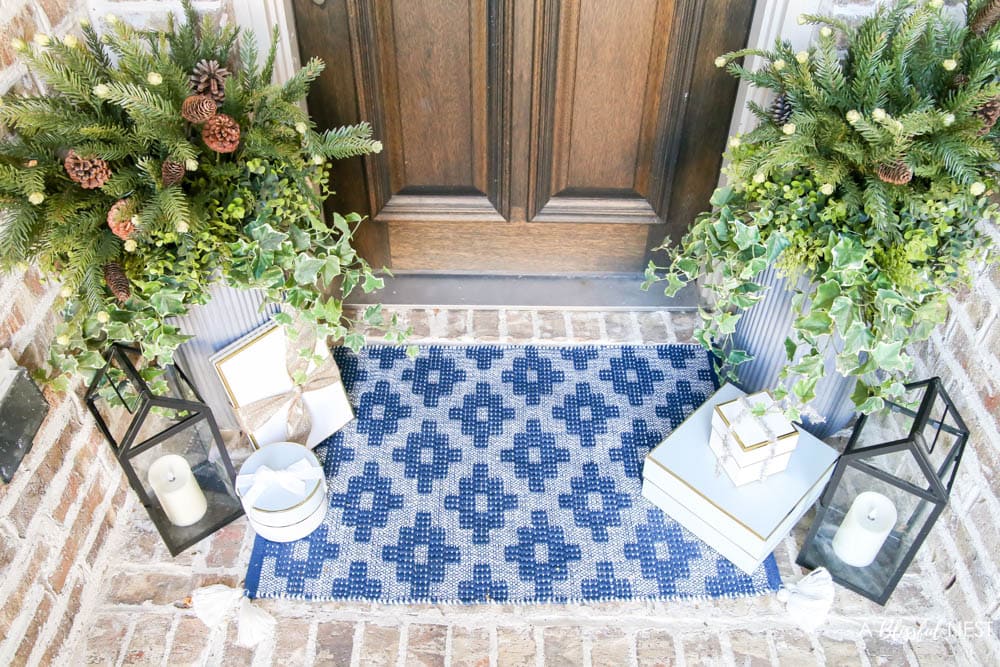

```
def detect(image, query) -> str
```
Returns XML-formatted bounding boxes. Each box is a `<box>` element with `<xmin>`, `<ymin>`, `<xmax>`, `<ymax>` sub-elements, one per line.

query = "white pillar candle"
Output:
<box><xmin>148</xmin><ymin>455</ymin><xmax>208</xmax><ymax>527</ymax></box>
<box><xmin>831</xmin><ymin>491</ymin><xmax>897</xmax><ymax>568</ymax></box>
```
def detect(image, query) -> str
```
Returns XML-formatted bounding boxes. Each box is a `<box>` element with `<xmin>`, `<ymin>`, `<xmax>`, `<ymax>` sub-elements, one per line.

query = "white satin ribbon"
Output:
<box><xmin>235</xmin><ymin>458</ymin><xmax>323</xmax><ymax>508</ymax></box>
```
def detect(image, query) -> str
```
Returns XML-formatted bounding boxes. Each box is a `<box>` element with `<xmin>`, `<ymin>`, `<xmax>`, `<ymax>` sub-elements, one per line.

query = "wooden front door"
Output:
<box><xmin>293</xmin><ymin>0</ymin><xmax>754</xmax><ymax>275</ymax></box>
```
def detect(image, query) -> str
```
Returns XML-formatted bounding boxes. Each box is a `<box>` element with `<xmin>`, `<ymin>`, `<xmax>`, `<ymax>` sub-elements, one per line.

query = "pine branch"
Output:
<box><xmin>104</xmin><ymin>82</ymin><xmax>183</xmax><ymax>133</ymax></box>
<box><xmin>320</xmin><ymin>123</ymin><xmax>383</xmax><ymax>159</ymax></box>
<box><xmin>81</xmin><ymin>22</ymin><xmax>112</xmax><ymax>73</ymax></box>
<box><xmin>20</xmin><ymin>48</ymin><xmax>94</xmax><ymax>107</ymax></box>
<box><xmin>140</xmin><ymin>185</ymin><xmax>190</xmax><ymax>233</ymax></box>
<box><xmin>280</xmin><ymin>58</ymin><xmax>325</xmax><ymax>103</ymax></box>
<box><xmin>261</xmin><ymin>26</ymin><xmax>280</xmax><ymax>85</ymax></box>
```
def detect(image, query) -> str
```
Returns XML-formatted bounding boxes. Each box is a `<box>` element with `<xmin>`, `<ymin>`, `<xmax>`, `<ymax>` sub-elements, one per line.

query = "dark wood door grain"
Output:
<box><xmin>292</xmin><ymin>0</ymin><xmax>755</xmax><ymax>275</ymax></box>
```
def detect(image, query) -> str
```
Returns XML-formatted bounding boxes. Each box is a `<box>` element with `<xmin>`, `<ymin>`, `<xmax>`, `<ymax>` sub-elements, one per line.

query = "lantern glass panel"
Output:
<box><xmin>798</xmin><ymin>462</ymin><xmax>938</xmax><ymax>599</ymax></box>
<box><xmin>149</xmin><ymin>359</ymin><xmax>202</xmax><ymax>402</ymax></box>
<box><xmin>851</xmin><ymin>390</ymin><xmax>936</xmax><ymax>493</ymax></box>
<box><xmin>852</xmin><ymin>384</ymin><xmax>926</xmax><ymax>449</ymax></box>
<box><xmin>915</xmin><ymin>391</ymin><xmax>963</xmax><ymax>489</ymax></box>
<box><xmin>90</xmin><ymin>351</ymin><xmax>145</xmax><ymax>446</ymax></box>
<box><xmin>133</xmin><ymin>402</ymin><xmax>200</xmax><ymax>446</ymax></box>
<box><xmin>127</xmin><ymin>418</ymin><xmax>241</xmax><ymax>544</ymax></box>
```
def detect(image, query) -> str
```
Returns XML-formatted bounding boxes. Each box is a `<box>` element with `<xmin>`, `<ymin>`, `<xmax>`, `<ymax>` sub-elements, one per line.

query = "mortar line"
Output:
<box><xmin>29</xmin><ymin>467</ymin><xmax>124</xmax><ymax>665</ymax></box>
<box><xmin>304</xmin><ymin>618</ymin><xmax>319</xmax><ymax>666</ymax></box>
<box><xmin>350</xmin><ymin>621</ymin><xmax>364</xmax><ymax>667</ymax></box>
<box><xmin>159</xmin><ymin>613</ymin><xmax>181</xmax><ymax>667</ymax></box>
<box><xmin>114</xmin><ymin>616</ymin><xmax>138</xmax><ymax>667</ymax></box>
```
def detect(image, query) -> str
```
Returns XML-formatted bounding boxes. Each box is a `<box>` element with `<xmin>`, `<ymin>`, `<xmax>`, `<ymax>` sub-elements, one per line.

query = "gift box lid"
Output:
<box><xmin>714</xmin><ymin>390</ymin><xmax>797</xmax><ymax>451</ymax></box>
<box><xmin>212</xmin><ymin>320</ymin><xmax>296</xmax><ymax>409</ymax></box>
<box><xmin>236</xmin><ymin>442</ymin><xmax>323</xmax><ymax>513</ymax></box>
<box><xmin>645</xmin><ymin>383</ymin><xmax>838</xmax><ymax>542</ymax></box>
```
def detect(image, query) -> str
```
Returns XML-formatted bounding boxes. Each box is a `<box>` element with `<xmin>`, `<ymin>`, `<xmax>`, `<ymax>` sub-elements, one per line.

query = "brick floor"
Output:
<box><xmin>65</xmin><ymin>309</ymin><xmax>996</xmax><ymax>666</ymax></box>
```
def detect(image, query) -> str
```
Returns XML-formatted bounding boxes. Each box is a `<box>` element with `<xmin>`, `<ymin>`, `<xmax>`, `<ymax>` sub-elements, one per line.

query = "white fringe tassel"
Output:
<box><xmin>192</xmin><ymin>584</ymin><xmax>276</xmax><ymax>648</ymax></box>
<box><xmin>776</xmin><ymin>567</ymin><xmax>835</xmax><ymax>633</ymax></box>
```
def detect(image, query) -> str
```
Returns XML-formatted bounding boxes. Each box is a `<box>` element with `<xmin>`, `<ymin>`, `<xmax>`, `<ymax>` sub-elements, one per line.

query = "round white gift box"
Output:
<box><xmin>236</xmin><ymin>442</ymin><xmax>328</xmax><ymax>542</ymax></box>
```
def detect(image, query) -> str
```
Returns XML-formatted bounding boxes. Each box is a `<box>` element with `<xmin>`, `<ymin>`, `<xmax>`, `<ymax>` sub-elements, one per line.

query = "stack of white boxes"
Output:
<box><xmin>709</xmin><ymin>391</ymin><xmax>799</xmax><ymax>486</ymax></box>
<box><xmin>642</xmin><ymin>384</ymin><xmax>839</xmax><ymax>575</ymax></box>
<box><xmin>235</xmin><ymin>442</ymin><xmax>329</xmax><ymax>542</ymax></box>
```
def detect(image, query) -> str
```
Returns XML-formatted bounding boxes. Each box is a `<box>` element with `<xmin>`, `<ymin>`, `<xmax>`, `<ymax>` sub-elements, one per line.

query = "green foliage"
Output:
<box><xmin>0</xmin><ymin>0</ymin><xmax>398</xmax><ymax>390</ymax></box>
<box><xmin>644</xmin><ymin>0</ymin><xmax>997</xmax><ymax>420</ymax></box>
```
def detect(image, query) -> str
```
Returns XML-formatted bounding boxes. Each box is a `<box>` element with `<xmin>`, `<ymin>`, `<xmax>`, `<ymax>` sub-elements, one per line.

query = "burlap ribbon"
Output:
<box><xmin>237</xmin><ymin>322</ymin><xmax>342</xmax><ymax>445</ymax></box>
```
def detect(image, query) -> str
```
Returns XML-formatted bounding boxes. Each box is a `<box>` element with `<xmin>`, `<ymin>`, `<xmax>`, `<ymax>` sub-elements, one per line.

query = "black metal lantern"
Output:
<box><xmin>86</xmin><ymin>344</ymin><xmax>243</xmax><ymax>555</ymax></box>
<box><xmin>797</xmin><ymin>377</ymin><xmax>969</xmax><ymax>605</ymax></box>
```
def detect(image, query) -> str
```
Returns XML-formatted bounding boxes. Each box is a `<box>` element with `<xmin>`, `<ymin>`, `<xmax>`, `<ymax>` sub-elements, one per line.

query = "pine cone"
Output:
<box><xmin>952</xmin><ymin>73</ymin><xmax>970</xmax><ymax>89</ymax></box>
<box><xmin>103</xmin><ymin>262</ymin><xmax>131</xmax><ymax>303</ymax></box>
<box><xmin>181</xmin><ymin>94</ymin><xmax>216</xmax><ymax>124</ymax></box>
<box><xmin>971</xmin><ymin>0</ymin><xmax>1000</xmax><ymax>36</ymax></box>
<box><xmin>190</xmin><ymin>59</ymin><xmax>229</xmax><ymax>105</ymax></box>
<box><xmin>202</xmin><ymin>114</ymin><xmax>241</xmax><ymax>153</ymax></box>
<box><xmin>976</xmin><ymin>96</ymin><xmax>1000</xmax><ymax>136</ymax></box>
<box><xmin>107</xmin><ymin>199</ymin><xmax>136</xmax><ymax>240</ymax></box>
<box><xmin>770</xmin><ymin>93</ymin><xmax>793</xmax><ymax>125</ymax></box>
<box><xmin>877</xmin><ymin>160</ymin><xmax>913</xmax><ymax>186</ymax></box>
<box><xmin>161</xmin><ymin>159</ymin><xmax>185</xmax><ymax>187</ymax></box>
<box><xmin>64</xmin><ymin>150</ymin><xmax>111</xmax><ymax>189</ymax></box>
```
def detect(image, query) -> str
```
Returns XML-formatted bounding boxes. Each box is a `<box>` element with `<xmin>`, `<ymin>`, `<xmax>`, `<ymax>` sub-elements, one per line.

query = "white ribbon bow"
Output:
<box><xmin>235</xmin><ymin>458</ymin><xmax>323</xmax><ymax>508</ymax></box>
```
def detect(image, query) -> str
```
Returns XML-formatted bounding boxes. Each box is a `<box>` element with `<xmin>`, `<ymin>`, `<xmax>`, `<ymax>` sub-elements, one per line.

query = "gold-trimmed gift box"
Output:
<box><xmin>211</xmin><ymin>319</ymin><xmax>354</xmax><ymax>449</ymax></box>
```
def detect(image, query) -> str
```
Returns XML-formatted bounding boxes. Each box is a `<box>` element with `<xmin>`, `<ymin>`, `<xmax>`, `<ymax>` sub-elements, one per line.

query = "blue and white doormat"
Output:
<box><xmin>245</xmin><ymin>345</ymin><xmax>781</xmax><ymax>603</ymax></box>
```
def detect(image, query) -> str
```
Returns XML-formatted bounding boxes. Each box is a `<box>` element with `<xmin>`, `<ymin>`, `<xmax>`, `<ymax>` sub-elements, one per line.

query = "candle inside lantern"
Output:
<box><xmin>831</xmin><ymin>491</ymin><xmax>897</xmax><ymax>568</ymax></box>
<box><xmin>148</xmin><ymin>454</ymin><xmax>208</xmax><ymax>527</ymax></box>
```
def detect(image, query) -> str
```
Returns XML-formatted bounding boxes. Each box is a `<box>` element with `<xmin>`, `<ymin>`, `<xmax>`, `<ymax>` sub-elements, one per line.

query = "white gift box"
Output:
<box><xmin>643</xmin><ymin>383</ymin><xmax>838</xmax><ymax>574</ymax></box>
<box><xmin>709</xmin><ymin>390</ymin><xmax>799</xmax><ymax>485</ymax></box>
<box><xmin>211</xmin><ymin>320</ymin><xmax>354</xmax><ymax>448</ymax></box>
<box><xmin>236</xmin><ymin>442</ymin><xmax>328</xmax><ymax>542</ymax></box>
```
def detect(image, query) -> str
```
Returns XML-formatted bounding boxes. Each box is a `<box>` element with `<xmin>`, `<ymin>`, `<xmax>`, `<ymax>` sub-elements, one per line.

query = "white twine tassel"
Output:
<box><xmin>776</xmin><ymin>567</ymin><xmax>835</xmax><ymax>633</ymax></box>
<box><xmin>192</xmin><ymin>584</ymin><xmax>276</xmax><ymax>648</ymax></box>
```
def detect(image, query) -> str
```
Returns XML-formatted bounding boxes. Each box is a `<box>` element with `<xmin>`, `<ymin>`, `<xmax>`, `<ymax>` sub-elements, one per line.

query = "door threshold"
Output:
<box><xmin>346</xmin><ymin>274</ymin><xmax>698</xmax><ymax>310</ymax></box>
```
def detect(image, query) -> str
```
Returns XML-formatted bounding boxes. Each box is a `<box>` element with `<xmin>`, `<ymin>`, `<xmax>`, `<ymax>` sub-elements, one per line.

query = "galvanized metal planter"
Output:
<box><xmin>730</xmin><ymin>267</ymin><xmax>857</xmax><ymax>438</ymax></box>
<box><xmin>170</xmin><ymin>282</ymin><xmax>280</xmax><ymax>430</ymax></box>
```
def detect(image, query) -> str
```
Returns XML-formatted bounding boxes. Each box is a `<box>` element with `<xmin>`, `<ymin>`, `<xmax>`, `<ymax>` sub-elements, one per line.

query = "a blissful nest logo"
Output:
<box><xmin>860</xmin><ymin>619</ymin><xmax>994</xmax><ymax>642</ymax></box>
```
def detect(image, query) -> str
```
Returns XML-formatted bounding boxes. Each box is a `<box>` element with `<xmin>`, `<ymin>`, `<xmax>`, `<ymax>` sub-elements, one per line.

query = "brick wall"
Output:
<box><xmin>1</xmin><ymin>2</ymin><xmax>143</xmax><ymax>665</ymax></box>
<box><xmin>0</xmin><ymin>2</ymin><xmax>232</xmax><ymax>664</ymax></box>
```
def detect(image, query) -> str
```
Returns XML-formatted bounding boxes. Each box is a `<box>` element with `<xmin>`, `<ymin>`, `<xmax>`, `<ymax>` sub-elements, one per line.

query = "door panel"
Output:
<box><xmin>363</xmin><ymin>0</ymin><xmax>502</xmax><ymax>224</ymax></box>
<box><xmin>530</xmin><ymin>0</ymin><xmax>675</xmax><ymax>226</ymax></box>
<box><xmin>292</xmin><ymin>0</ymin><xmax>755</xmax><ymax>275</ymax></box>
<box><xmin>563</xmin><ymin>1</ymin><xmax>659</xmax><ymax>190</ymax></box>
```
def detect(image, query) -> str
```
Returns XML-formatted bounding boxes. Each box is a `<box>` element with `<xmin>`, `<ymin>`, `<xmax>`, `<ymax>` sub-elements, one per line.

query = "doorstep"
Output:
<box><xmin>345</xmin><ymin>273</ymin><xmax>700</xmax><ymax>310</ymax></box>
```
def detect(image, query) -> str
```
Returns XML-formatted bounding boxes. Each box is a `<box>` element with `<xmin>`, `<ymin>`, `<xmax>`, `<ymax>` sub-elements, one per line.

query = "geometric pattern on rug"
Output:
<box><xmin>245</xmin><ymin>345</ymin><xmax>782</xmax><ymax>603</ymax></box>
